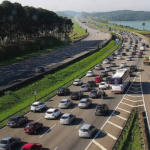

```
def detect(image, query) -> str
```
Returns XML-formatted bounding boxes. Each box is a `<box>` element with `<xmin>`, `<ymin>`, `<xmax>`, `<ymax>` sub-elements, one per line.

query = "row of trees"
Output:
<box><xmin>0</xmin><ymin>1</ymin><xmax>73</xmax><ymax>43</ymax></box>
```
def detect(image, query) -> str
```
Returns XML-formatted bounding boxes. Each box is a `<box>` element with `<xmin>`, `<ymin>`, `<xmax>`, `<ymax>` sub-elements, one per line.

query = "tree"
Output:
<box><xmin>142</xmin><ymin>22</ymin><xmax>145</xmax><ymax>30</ymax></box>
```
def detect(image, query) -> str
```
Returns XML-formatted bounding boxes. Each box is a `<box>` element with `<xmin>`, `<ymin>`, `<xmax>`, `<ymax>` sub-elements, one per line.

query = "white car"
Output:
<box><xmin>126</xmin><ymin>56</ymin><xmax>131</xmax><ymax>61</ymax></box>
<box><xmin>115</xmin><ymin>51</ymin><xmax>119</xmax><ymax>55</ymax></box>
<box><xmin>58</xmin><ymin>99</ymin><xmax>72</xmax><ymax>108</ymax></box>
<box><xmin>31</xmin><ymin>102</ymin><xmax>46</xmax><ymax>112</ymax></box>
<box><xmin>95</xmin><ymin>64</ymin><xmax>103</xmax><ymax>70</ymax></box>
<box><xmin>120</xmin><ymin>62</ymin><xmax>126</xmax><ymax>68</ymax></box>
<box><xmin>86</xmin><ymin>71</ymin><xmax>95</xmax><ymax>77</ymax></box>
<box><xmin>103</xmin><ymin>59</ymin><xmax>110</xmax><ymax>64</ymax></box>
<box><xmin>73</xmin><ymin>79</ymin><xmax>83</xmax><ymax>85</ymax></box>
<box><xmin>117</xmin><ymin>55</ymin><xmax>122</xmax><ymax>60</ymax></box>
<box><xmin>99</xmin><ymin>82</ymin><xmax>109</xmax><ymax>90</ymax></box>
<box><xmin>140</xmin><ymin>46</ymin><xmax>145</xmax><ymax>51</ymax></box>
<box><xmin>105</xmin><ymin>66</ymin><xmax>111</xmax><ymax>72</ymax></box>
<box><xmin>45</xmin><ymin>108</ymin><xmax>61</xmax><ymax>119</ymax></box>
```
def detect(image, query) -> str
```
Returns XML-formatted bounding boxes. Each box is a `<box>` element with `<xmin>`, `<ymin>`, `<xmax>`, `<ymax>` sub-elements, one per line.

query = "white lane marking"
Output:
<box><xmin>54</xmin><ymin>147</ymin><xmax>58</xmax><ymax>150</ymax></box>
<box><xmin>107</xmin><ymin>121</ymin><xmax>123</xmax><ymax>129</ymax></box>
<box><xmin>112</xmin><ymin>113</ymin><xmax>127</xmax><ymax>120</ymax></box>
<box><xmin>117</xmin><ymin>107</ymin><xmax>130</xmax><ymax>113</ymax></box>
<box><xmin>93</xmin><ymin>140</ymin><xmax>107</xmax><ymax>150</ymax></box>
<box><xmin>39</xmin><ymin>124</ymin><xmax>56</xmax><ymax>138</ymax></box>
<box><xmin>121</xmin><ymin>102</ymin><xmax>144</xmax><ymax>107</ymax></box>
<box><xmin>70</xmin><ymin>106</ymin><xmax>78</xmax><ymax>112</ymax></box>
<box><xmin>123</xmin><ymin>97</ymin><xmax>143</xmax><ymax>102</ymax></box>
<box><xmin>25</xmin><ymin>112</ymin><xmax>31</xmax><ymax>116</ymax></box>
<box><xmin>107</xmin><ymin>133</ymin><xmax>117</xmax><ymax>140</ymax></box>
<box><xmin>126</xmin><ymin>94</ymin><xmax>142</xmax><ymax>98</ymax></box>
<box><xmin>36</xmin><ymin>117</ymin><xmax>43</xmax><ymax>122</ymax></box>
<box><xmin>0</xmin><ymin>126</ymin><xmax>7</xmax><ymax>130</ymax></box>
<box><xmin>128</xmin><ymin>90</ymin><xmax>142</xmax><ymax>93</ymax></box>
<box><xmin>75</xmin><ymin>121</ymin><xmax>84</xmax><ymax>129</ymax></box>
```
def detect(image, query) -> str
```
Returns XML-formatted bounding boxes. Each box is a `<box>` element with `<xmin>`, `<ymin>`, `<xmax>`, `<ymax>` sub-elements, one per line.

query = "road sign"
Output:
<box><xmin>34</xmin><ymin>91</ymin><xmax>37</xmax><ymax>96</ymax></box>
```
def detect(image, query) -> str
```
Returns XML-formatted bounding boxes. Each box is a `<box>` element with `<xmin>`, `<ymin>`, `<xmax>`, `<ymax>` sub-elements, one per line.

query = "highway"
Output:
<box><xmin>0</xmin><ymin>17</ymin><xmax>111</xmax><ymax>91</ymax></box>
<box><xmin>0</xmin><ymin>28</ymin><xmax>148</xmax><ymax>150</ymax></box>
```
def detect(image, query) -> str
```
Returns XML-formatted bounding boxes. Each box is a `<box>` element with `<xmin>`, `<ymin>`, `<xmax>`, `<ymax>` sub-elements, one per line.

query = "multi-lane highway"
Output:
<box><xmin>0</xmin><ymin>26</ymin><xmax>149</xmax><ymax>150</ymax></box>
<box><xmin>0</xmin><ymin>17</ymin><xmax>111</xmax><ymax>91</ymax></box>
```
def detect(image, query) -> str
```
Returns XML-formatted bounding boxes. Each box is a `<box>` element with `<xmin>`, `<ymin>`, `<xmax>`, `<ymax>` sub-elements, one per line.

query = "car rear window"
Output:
<box><xmin>61</xmin><ymin>116</ymin><xmax>68</xmax><ymax>119</ymax></box>
<box><xmin>32</xmin><ymin>104</ymin><xmax>39</xmax><ymax>107</ymax></box>
<box><xmin>91</xmin><ymin>90</ymin><xmax>97</xmax><ymax>93</ymax></box>
<box><xmin>0</xmin><ymin>140</ymin><xmax>8</xmax><ymax>144</ymax></box>
<box><xmin>10</xmin><ymin>118</ymin><xmax>17</xmax><ymax>121</ymax></box>
<box><xmin>58</xmin><ymin>88</ymin><xmax>63</xmax><ymax>92</ymax></box>
<box><xmin>80</xmin><ymin>101</ymin><xmax>86</xmax><ymax>103</ymax></box>
<box><xmin>81</xmin><ymin>85</ymin><xmax>86</xmax><ymax>88</ymax></box>
<box><xmin>60</xmin><ymin>101</ymin><xmax>66</xmax><ymax>103</ymax></box>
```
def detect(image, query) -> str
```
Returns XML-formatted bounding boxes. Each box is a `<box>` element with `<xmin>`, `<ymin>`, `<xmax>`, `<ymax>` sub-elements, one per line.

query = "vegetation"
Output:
<box><xmin>56</xmin><ymin>11</ymin><xmax>81</xmax><ymax>18</ymax></box>
<box><xmin>142</xmin><ymin>22</ymin><xmax>145</xmax><ymax>30</ymax></box>
<box><xmin>82</xmin><ymin>10</ymin><xmax>150</xmax><ymax>21</ymax></box>
<box><xmin>0</xmin><ymin>40</ymin><xmax>122</xmax><ymax>127</ymax></box>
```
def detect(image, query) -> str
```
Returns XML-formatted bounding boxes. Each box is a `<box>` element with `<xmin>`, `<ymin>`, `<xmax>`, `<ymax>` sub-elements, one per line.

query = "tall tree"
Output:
<box><xmin>142</xmin><ymin>22</ymin><xmax>145</xmax><ymax>30</ymax></box>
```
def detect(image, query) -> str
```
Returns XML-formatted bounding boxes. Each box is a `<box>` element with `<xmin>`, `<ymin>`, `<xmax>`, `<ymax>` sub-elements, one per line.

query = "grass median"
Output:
<box><xmin>0</xmin><ymin>40</ymin><xmax>121</xmax><ymax>127</ymax></box>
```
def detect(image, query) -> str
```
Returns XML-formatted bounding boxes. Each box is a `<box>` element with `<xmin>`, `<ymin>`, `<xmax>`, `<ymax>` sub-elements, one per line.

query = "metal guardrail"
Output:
<box><xmin>0</xmin><ymin>29</ymin><xmax>123</xmax><ymax>128</ymax></box>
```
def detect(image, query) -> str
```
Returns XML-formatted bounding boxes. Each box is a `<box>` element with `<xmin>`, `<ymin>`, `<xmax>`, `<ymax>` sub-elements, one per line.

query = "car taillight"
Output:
<box><xmin>36</xmin><ymin>107</ymin><xmax>39</xmax><ymax>108</ymax></box>
<box><xmin>52</xmin><ymin>114</ymin><xmax>54</xmax><ymax>116</ymax></box>
<box><xmin>45</xmin><ymin>114</ymin><xmax>47</xmax><ymax>116</ymax></box>
<box><xmin>13</xmin><ymin>123</ymin><xmax>16</xmax><ymax>124</ymax></box>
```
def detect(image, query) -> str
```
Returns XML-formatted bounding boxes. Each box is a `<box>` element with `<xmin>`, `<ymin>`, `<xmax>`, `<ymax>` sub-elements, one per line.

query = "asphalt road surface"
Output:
<box><xmin>0</xmin><ymin>30</ymin><xmax>148</xmax><ymax>150</ymax></box>
<box><xmin>0</xmin><ymin>17</ymin><xmax>111</xmax><ymax>90</ymax></box>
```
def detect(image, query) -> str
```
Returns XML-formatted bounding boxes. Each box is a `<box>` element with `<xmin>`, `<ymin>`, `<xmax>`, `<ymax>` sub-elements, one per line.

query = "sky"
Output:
<box><xmin>1</xmin><ymin>0</ymin><xmax>150</xmax><ymax>12</ymax></box>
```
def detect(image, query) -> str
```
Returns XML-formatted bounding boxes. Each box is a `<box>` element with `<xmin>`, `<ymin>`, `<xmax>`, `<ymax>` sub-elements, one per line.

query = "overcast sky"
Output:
<box><xmin>1</xmin><ymin>0</ymin><xmax>150</xmax><ymax>12</ymax></box>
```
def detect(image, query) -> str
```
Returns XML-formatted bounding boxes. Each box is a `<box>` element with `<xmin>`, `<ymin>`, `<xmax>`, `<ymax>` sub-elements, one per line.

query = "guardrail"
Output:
<box><xmin>0</xmin><ymin>29</ymin><xmax>123</xmax><ymax>129</ymax></box>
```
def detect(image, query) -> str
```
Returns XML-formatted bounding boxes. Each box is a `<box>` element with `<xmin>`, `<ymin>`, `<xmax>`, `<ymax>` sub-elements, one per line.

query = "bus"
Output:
<box><xmin>110</xmin><ymin>69</ymin><xmax>130</xmax><ymax>93</ymax></box>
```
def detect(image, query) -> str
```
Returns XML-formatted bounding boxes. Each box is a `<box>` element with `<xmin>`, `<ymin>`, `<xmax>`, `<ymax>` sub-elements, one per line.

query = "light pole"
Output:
<box><xmin>34</xmin><ymin>90</ymin><xmax>37</xmax><ymax>101</ymax></box>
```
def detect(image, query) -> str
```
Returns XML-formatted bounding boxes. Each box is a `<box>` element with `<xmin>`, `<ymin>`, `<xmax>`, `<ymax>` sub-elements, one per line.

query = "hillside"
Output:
<box><xmin>56</xmin><ymin>10</ymin><xmax>81</xmax><ymax>17</ymax></box>
<box><xmin>81</xmin><ymin>10</ymin><xmax>150</xmax><ymax>21</ymax></box>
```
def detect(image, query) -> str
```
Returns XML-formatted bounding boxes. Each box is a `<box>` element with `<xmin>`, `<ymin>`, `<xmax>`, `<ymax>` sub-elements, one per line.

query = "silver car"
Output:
<box><xmin>105</xmin><ymin>66</ymin><xmax>111</xmax><ymax>72</ymax></box>
<box><xmin>79</xmin><ymin>124</ymin><xmax>97</xmax><ymax>138</ymax></box>
<box><xmin>126</xmin><ymin>56</ymin><xmax>131</xmax><ymax>61</ymax></box>
<box><xmin>95</xmin><ymin>64</ymin><xmax>103</xmax><ymax>70</ymax></box>
<box><xmin>80</xmin><ymin>84</ymin><xmax>91</xmax><ymax>92</ymax></box>
<box><xmin>60</xmin><ymin>113</ymin><xmax>76</xmax><ymax>125</ymax></box>
<box><xmin>110</xmin><ymin>62</ymin><xmax>116</xmax><ymax>67</ymax></box>
<box><xmin>78</xmin><ymin>98</ymin><xmax>92</xmax><ymax>108</ymax></box>
<box><xmin>58</xmin><ymin>99</ymin><xmax>72</xmax><ymax>108</ymax></box>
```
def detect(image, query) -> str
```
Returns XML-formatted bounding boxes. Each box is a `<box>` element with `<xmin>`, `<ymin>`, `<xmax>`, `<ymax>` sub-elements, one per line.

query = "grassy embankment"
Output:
<box><xmin>0</xmin><ymin>40</ymin><xmax>122</xmax><ymax>127</ymax></box>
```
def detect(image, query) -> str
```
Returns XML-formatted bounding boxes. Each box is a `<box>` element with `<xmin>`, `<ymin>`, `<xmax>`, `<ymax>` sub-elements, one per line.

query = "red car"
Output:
<box><xmin>94</xmin><ymin>76</ymin><xmax>103</xmax><ymax>83</ymax></box>
<box><xmin>24</xmin><ymin>122</ymin><xmax>43</xmax><ymax>134</ymax></box>
<box><xmin>139</xmin><ymin>38</ymin><xmax>142</xmax><ymax>41</ymax></box>
<box><xmin>21</xmin><ymin>143</ymin><xmax>42</xmax><ymax>150</ymax></box>
<box><xmin>139</xmin><ymin>51</ymin><xmax>143</xmax><ymax>55</ymax></box>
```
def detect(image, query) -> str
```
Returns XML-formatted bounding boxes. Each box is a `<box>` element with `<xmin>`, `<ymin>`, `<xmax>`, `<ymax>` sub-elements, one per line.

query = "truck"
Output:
<box><xmin>143</xmin><ymin>56</ymin><xmax>150</xmax><ymax>65</ymax></box>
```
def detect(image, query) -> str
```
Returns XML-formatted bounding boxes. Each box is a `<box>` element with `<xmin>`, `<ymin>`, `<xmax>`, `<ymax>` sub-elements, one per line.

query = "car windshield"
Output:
<box><xmin>60</xmin><ymin>101</ymin><xmax>66</xmax><ymax>103</ymax></box>
<box><xmin>9</xmin><ymin>118</ymin><xmax>17</xmax><ymax>121</ymax></box>
<box><xmin>61</xmin><ymin>116</ymin><xmax>68</xmax><ymax>119</ymax></box>
<box><xmin>100</xmin><ymin>83</ymin><xmax>105</xmax><ymax>85</ymax></box>
<box><xmin>81</xmin><ymin>85</ymin><xmax>86</xmax><ymax>88</ymax></box>
<box><xmin>26</xmin><ymin>124</ymin><xmax>33</xmax><ymax>128</ymax></box>
<box><xmin>0</xmin><ymin>140</ymin><xmax>8</xmax><ymax>144</ymax></box>
<box><xmin>80</xmin><ymin>101</ymin><xmax>86</xmax><ymax>103</ymax></box>
<box><xmin>91</xmin><ymin>90</ymin><xmax>97</xmax><ymax>93</ymax></box>
<box><xmin>32</xmin><ymin>104</ymin><xmax>38</xmax><ymax>107</ymax></box>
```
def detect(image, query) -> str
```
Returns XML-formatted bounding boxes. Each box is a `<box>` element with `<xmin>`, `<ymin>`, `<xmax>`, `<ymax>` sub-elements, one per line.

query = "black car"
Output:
<box><xmin>130</xmin><ymin>65</ymin><xmax>137</xmax><ymax>72</ymax></box>
<box><xmin>126</xmin><ymin>49</ymin><xmax>129</xmax><ymax>52</ymax></box>
<box><xmin>7</xmin><ymin>116</ymin><xmax>28</xmax><ymax>127</ymax></box>
<box><xmin>70</xmin><ymin>91</ymin><xmax>83</xmax><ymax>100</ymax></box>
<box><xmin>95</xmin><ymin>104</ymin><xmax>109</xmax><ymax>116</ymax></box>
<box><xmin>142</xmin><ymin>43</ymin><xmax>145</xmax><ymax>46</ymax></box>
<box><xmin>34</xmin><ymin>67</ymin><xmax>45</xmax><ymax>73</ymax></box>
<box><xmin>100</xmin><ymin>71</ymin><xmax>108</xmax><ymax>77</ymax></box>
<box><xmin>89</xmin><ymin>90</ymin><xmax>102</xmax><ymax>98</ymax></box>
<box><xmin>146</xmin><ymin>44</ymin><xmax>149</xmax><ymax>48</ymax></box>
<box><xmin>57</xmin><ymin>88</ymin><xmax>70</xmax><ymax>96</ymax></box>
<box><xmin>87</xmin><ymin>80</ymin><xmax>96</xmax><ymax>87</ymax></box>
<box><xmin>138</xmin><ymin>54</ymin><xmax>142</xmax><ymax>58</ymax></box>
<box><xmin>121</xmin><ymin>52</ymin><xmax>126</xmax><ymax>56</ymax></box>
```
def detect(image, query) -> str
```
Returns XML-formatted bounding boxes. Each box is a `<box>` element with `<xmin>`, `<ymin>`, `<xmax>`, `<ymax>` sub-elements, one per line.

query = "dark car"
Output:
<box><xmin>89</xmin><ymin>90</ymin><xmax>102</xmax><ymax>98</ymax></box>
<box><xmin>7</xmin><ymin>116</ymin><xmax>28</xmax><ymax>128</ymax></box>
<box><xmin>24</xmin><ymin>122</ymin><xmax>43</xmax><ymax>134</ymax></box>
<box><xmin>146</xmin><ymin>44</ymin><xmax>149</xmax><ymax>48</ymax></box>
<box><xmin>70</xmin><ymin>91</ymin><xmax>83</xmax><ymax>100</ymax></box>
<box><xmin>34</xmin><ymin>67</ymin><xmax>45</xmax><ymax>73</ymax></box>
<box><xmin>138</xmin><ymin>54</ymin><xmax>142</xmax><ymax>58</ymax></box>
<box><xmin>126</xmin><ymin>49</ymin><xmax>129</xmax><ymax>52</ymax></box>
<box><xmin>87</xmin><ymin>80</ymin><xmax>96</xmax><ymax>87</ymax></box>
<box><xmin>0</xmin><ymin>137</ymin><xmax>21</xmax><ymax>150</ymax></box>
<box><xmin>121</xmin><ymin>52</ymin><xmax>126</xmax><ymax>56</ymax></box>
<box><xmin>131</xmin><ymin>52</ymin><xmax>136</xmax><ymax>55</ymax></box>
<box><xmin>21</xmin><ymin>143</ymin><xmax>42</xmax><ymax>150</ymax></box>
<box><xmin>100</xmin><ymin>71</ymin><xmax>108</xmax><ymax>77</ymax></box>
<box><xmin>142</xmin><ymin>43</ymin><xmax>145</xmax><ymax>46</ymax></box>
<box><xmin>95</xmin><ymin>104</ymin><xmax>109</xmax><ymax>116</ymax></box>
<box><xmin>106</xmin><ymin>76</ymin><xmax>112</xmax><ymax>84</ymax></box>
<box><xmin>130</xmin><ymin>65</ymin><xmax>137</xmax><ymax>72</ymax></box>
<box><xmin>57</xmin><ymin>88</ymin><xmax>70</xmax><ymax>96</ymax></box>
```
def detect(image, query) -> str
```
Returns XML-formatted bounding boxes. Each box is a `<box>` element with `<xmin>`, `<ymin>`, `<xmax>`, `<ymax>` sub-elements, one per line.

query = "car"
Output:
<box><xmin>95</xmin><ymin>64</ymin><xmax>103</xmax><ymax>70</ymax></box>
<box><xmin>34</xmin><ymin>67</ymin><xmax>45</xmax><ymax>73</ymax></box>
<box><xmin>128</xmin><ymin>53</ymin><xmax>133</xmax><ymax>58</ymax></box>
<box><xmin>126</xmin><ymin>56</ymin><xmax>131</xmax><ymax>61</ymax></box>
<box><xmin>94</xmin><ymin>76</ymin><xmax>103</xmax><ymax>83</ymax></box>
<box><xmin>131</xmin><ymin>51</ymin><xmax>136</xmax><ymax>55</ymax></box>
<box><xmin>100</xmin><ymin>70</ymin><xmax>108</xmax><ymax>77</ymax></box>
<box><xmin>109</xmin><ymin>55</ymin><xmax>114</xmax><ymax>60</ymax></box>
<box><xmin>139</xmin><ymin>51</ymin><xmax>143</xmax><ymax>55</ymax></box>
<box><xmin>24</xmin><ymin>122</ymin><xmax>43</xmax><ymax>134</ymax></box>
<box><xmin>86</xmin><ymin>71</ymin><xmax>95</xmax><ymax>77</ymax></box>
<box><xmin>7</xmin><ymin>116</ymin><xmax>28</xmax><ymax>128</ymax></box>
<box><xmin>111</xmin><ymin>71</ymin><xmax>116</xmax><ymax>77</ymax></box>
<box><xmin>99</xmin><ymin>82</ymin><xmax>109</xmax><ymax>90</ymax></box>
<box><xmin>106</xmin><ymin>76</ymin><xmax>112</xmax><ymax>84</ymax></box>
<box><xmin>79</xmin><ymin>124</ymin><xmax>97</xmax><ymax>138</ymax></box>
<box><xmin>117</xmin><ymin>55</ymin><xmax>122</xmax><ymax>60</ymax></box>
<box><xmin>21</xmin><ymin>143</ymin><xmax>42</xmax><ymax>150</ymax></box>
<box><xmin>57</xmin><ymin>88</ymin><xmax>70</xmax><ymax>96</ymax></box>
<box><xmin>126</xmin><ymin>49</ymin><xmax>129</xmax><ymax>52</ymax></box>
<box><xmin>105</xmin><ymin>66</ymin><xmax>111</xmax><ymax>72</ymax></box>
<box><xmin>78</xmin><ymin>98</ymin><xmax>92</xmax><ymax>108</ymax></box>
<box><xmin>60</xmin><ymin>113</ymin><xmax>76</xmax><ymax>125</ymax></box>
<box><xmin>45</xmin><ymin>108</ymin><xmax>61</xmax><ymax>119</ymax></box>
<box><xmin>0</xmin><ymin>137</ymin><xmax>21</xmax><ymax>150</ymax></box>
<box><xmin>58</xmin><ymin>99</ymin><xmax>72</xmax><ymax>108</ymax></box>
<box><xmin>103</xmin><ymin>59</ymin><xmax>110</xmax><ymax>64</ymax></box>
<box><xmin>87</xmin><ymin>80</ymin><xmax>96</xmax><ymax>87</ymax></box>
<box><xmin>142</xmin><ymin>43</ymin><xmax>145</xmax><ymax>46</ymax></box>
<box><xmin>73</xmin><ymin>79</ymin><xmax>83</xmax><ymax>86</ymax></box>
<box><xmin>120</xmin><ymin>62</ymin><xmax>126</xmax><ymax>68</ymax></box>
<box><xmin>31</xmin><ymin>102</ymin><xmax>46</xmax><ymax>112</ymax></box>
<box><xmin>70</xmin><ymin>91</ymin><xmax>83</xmax><ymax>100</ymax></box>
<box><xmin>110</xmin><ymin>62</ymin><xmax>116</xmax><ymax>67</ymax></box>
<box><xmin>130</xmin><ymin>65</ymin><xmax>137</xmax><ymax>72</ymax></box>
<box><xmin>89</xmin><ymin>90</ymin><xmax>102</xmax><ymax>98</ymax></box>
<box><xmin>115</xmin><ymin>51</ymin><xmax>119</xmax><ymax>55</ymax></box>
<box><xmin>95</xmin><ymin>104</ymin><xmax>109</xmax><ymax>116</ymax></box>
<box><xmin>80</xmin><ymin>84</ymin><xmax>91</xmax><ymax>92</ymax></box>
<box><xmin>121</xmin><ymin>52</ymin><xmax>126</xmax><ymax>56</ymax></box>
<box><xmin>146</xmin><ymin>44</ymin><xmax>149</xmax><ymax>48</ymax></box>
<box><xmin>138</xmin><ymin>54</ymin><xmax>142</xmax><ymax>58</ymax></box>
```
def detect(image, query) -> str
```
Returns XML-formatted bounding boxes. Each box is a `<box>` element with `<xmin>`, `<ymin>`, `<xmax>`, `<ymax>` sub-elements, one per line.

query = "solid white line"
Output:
<box><xmin>0</xmin><ymin>126</ymin><xmax>7</xmax><ymax>130</ymax></box>
<box><xmin>124</xmin><ymin>97</ymin><xmax>143</xmax><ymax>102</ymax></box>
<box><xmin>70</xmin><ymin>106</ymin><xmax>78</xmax><ymax>112</ymax></box>
<box><xmin>50</xmin><ymin>124</ymin><xmax>56</xmax><ymax>130</ymax></box>
<box><xmin>75</xmin><ymin>121</ymin><xmax>84</xmax><ymax>129</ymax></box>
<box><xmin>117</xmin><ymin>107</ymin><xmax>130</xmax><ymax>113</ymax></box>
<box><xmin>54</xmin><ymin>147</ymin><xmax>58</xmax><ymax>150</ymax></box>
<box><xmin>107</xmin><ymin>121</ymin><xmax>123</xmax><ymax>129</ymax></box>
<box><xmin>121</xmin><ymin>102</ymin><xmax>134</xmax><ymax>107</ymax></box>
<box><xmin>36</xmin><ymin>117</ymin><xmax>43</xmax><ymax>122</ymax></box>
<box><xmin>126</xmin><ymin>94</ymin><xmax>142</xmax><ymax>98</ymax></box>
<box><xmin>107</xmin><ymin>133</ymin><xmax>117</xmax><ymax>140</ymax></box>
<box><xmin>112</xmin><ymin>113</ymin><xmax>127</xmax><ymax>120</ymax></box>
<box><xmin>92</xmin><ymin>140</ymin><xmax>107</xmax><ymax>150</ymax></box>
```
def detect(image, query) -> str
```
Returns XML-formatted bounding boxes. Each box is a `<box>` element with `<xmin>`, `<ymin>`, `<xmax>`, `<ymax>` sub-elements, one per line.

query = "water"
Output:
<box><xmin>109</xmin><ymin>21</ymin><xmax>150</xmax><ymax>31</ymax></box>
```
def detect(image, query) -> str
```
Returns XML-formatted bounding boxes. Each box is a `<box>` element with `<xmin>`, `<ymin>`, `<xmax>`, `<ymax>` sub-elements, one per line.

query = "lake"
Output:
<box><xmin>109</xmin><ymin>21</ymin><xmax>150</xmax><ymax>31</ymax></box>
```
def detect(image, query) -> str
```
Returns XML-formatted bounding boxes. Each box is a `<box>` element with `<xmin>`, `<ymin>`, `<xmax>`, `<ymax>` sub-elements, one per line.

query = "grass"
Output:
<box><xmin>0</xmin><ymin>40</ymin><xmax>122</xmax><ymax>128</ymax></box>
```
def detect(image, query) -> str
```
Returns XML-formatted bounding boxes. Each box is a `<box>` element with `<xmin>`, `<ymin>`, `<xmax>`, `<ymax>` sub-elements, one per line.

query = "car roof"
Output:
<box><xmin>80</xmin><ymin>98</ymin><xmax>88</xmax><ymax>102</ymax></box>
<box><xmin>62</xmin><ymin>113</ymin><xmax>71</xmax><ymax>117</ymax></box>
<box><xmin>10</xmin><ymin>116</ymin><xmax>19</xmax><ymax>119</ymax></box>
<box><xmin>2</xmin><ymin>137</ymin><xmax>13</xmax><ymax>140</ymax></box>
<box><xmin>91</xmin><ymin>89</ymin><xmax>98</xmax><ymax>92</ymax></box>
<box><xmin>22</xmin><ymin>143</ymin><xmax>35</xmax><ymax>148</ymax></box>
<box><xmin>81</xmin><ymin>124</ymin><xmax>91</xmax><ymax>130</ymax></box>
<box><xmin>47</xmin><ymin>108</ymin><xmax>56</xmax><ymax>112</ymax></box>
<box><xmin>95</xmin><ymin>76</ymin><xmax>100</xmax><ymax>78</ymax></box>
<box><xmin>61</xmin><ymin>99</ymin><xmax>69</xmax><ymax>102</ymax></box>
<box><xmin>32</xmin><ymin>102</ymin><xmax>40</xmax><ymax>105</ymax></box>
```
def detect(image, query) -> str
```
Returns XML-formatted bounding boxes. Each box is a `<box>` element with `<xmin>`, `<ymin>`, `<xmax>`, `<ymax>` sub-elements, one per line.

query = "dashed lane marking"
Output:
<box><xmin>117</xmin><ymin>107</ymin><xmax>130</xmax><ymax>113</ymax></box>
<box><xmin>107</xmin><ymin>121</ymin><xmax>123</xmax><ymax>129</ymax></box>
<box><xmin>36</xmin><ymin>117</ymin><xmax>43</xmax><ymax>122</ymax></box>
<box><xmin>70</xmin><ymin>106</ymin><xmax>78</xmax><ymax>112</ymax></box>
<box><xmin>54</xmin><ymin>147</ymin><xmax>58</xmax><ymax>150</ymax></box>
<box><xmin>92</xmin><ymin>140</ymin><xmax>107</xmax><ymax>150</ymax></box>
<box><xmin>75</xmin><ymin>120</ymin><xmax>84</xmax><ymax>129</ymax></box>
